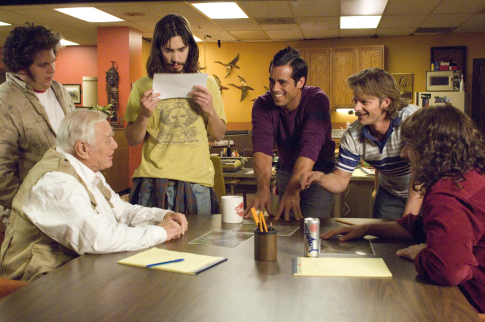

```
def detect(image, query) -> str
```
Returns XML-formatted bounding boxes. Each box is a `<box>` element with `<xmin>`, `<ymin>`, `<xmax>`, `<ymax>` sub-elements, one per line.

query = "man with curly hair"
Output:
<box><xmin>321</xmin><ymin>105</ymin><xmax>485</xmax><ymax>315</ymax></box>
<box><xmin>125</xmin><ymin>14</ymin><xmax>226</xmax><ymax>215</ymax></box>
<box><xmin>301</xmin><ymin>68</ymin><xmax>421</xmax><ymax>220</ymax></box>
<box><xmin>0</xmin><ymin>23</ymin><xmax>75</xmax><ymax>227</ymax></box>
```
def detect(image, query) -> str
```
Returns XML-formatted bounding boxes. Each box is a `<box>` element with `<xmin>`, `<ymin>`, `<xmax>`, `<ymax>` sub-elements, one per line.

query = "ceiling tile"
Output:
<box><xmin>461</xmin><ymin>13</ymin><xmax>485</xmax><ymax>26</ymax></box>
<box><xmin>296</xmin><ymin>17</ymin><xmax>340</xmax><ymax>29</ymax></box>
<box><xmin>420</xmin><ymin>14</ymin><xmax>474</xmax><ymax>27</ymax></box>
<box><xmin>266</xmin><ymin>28</ymin><xmax>304</xmax><ymax>41</ymax></box>
<box><xmin>302</xmin><ymin>28</ymin><xmax>339</xmax><ymax>39</ymax></box>
<box><xmin>339</xmin><ymin>29</ymin><xmax>377</xmax><ymax>37</ymax></box>
<box><xmin>215</xmin><ymin>19</ymin><xmax>262</xmax><ymax>31</ymax></box>
<box><xmin>384</xmin><ymin>0</ymin><xmax>442</xmax><ymax>15</ymax></box>
<box><xmin>230</xmin><ymin>30</ymin><xmax>270</xmax><ymax>41</ymax></box>
<box><xmin>376</xmin><ymin>27</ymin><xmax>416</xmax><ymax>36</ymax></box>
<box><xmin>432</xmin><ymin>0</ymin><xmax>485</xmax><ymax>14</ymax></box>
<box><xmin>237</xmin><ymin>1</ymin><xmax>293</xmax><ymax>18</ymax></box>
<box><xmin>290</xmin><ymin>0</ymin><xmax>339</xmax><ymax>17</ymax></box>
<box><xmin>378</xmin><ymin>14</ymin><xmax>427</xmax><ymax>28</ymax></box>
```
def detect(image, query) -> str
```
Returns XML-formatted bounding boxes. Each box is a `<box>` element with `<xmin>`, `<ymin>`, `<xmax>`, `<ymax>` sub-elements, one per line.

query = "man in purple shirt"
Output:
<box><xmin>244</xmin><ymin>46</ymin><xmax>335</xmax><ymax>221</ymax></box>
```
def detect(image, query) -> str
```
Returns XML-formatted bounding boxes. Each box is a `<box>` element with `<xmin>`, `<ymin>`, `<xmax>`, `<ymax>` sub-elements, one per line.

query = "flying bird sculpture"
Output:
<box><xmin>214</xmin><ymin>54</ymin><xmax>240</xmax><ymax>78</ymax></box>
<box><xmin>213</xmin><ymin>74</ymin><xmax>228</xmax><ymax>92</ymax></box>
<box><xmin>229</xmin><ymin>75</ymin><xmax>254</xmax><ymax>102</ymax></box>
<box><xmin>252</xmin><ymin>86</ymin><xmax>270</xmax><ymax>101</ymax></box>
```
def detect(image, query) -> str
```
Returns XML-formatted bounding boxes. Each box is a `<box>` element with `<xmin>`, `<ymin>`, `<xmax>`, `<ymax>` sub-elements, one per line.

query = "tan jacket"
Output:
<box><xmin>0</xmin><ymin>73</ymin><xmax>75</xmax><ymax>210</ymax></box>
<box><xmin>0</xmin><ymin>148</ymin><xmax>104</xmax><ymax>282</ymax></box>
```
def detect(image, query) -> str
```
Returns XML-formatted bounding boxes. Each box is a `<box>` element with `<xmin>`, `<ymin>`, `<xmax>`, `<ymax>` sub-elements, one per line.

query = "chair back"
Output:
<box><xmin>210</xmin><ymin>155</ymin><xmax>226</xmax><ymax>204</ymax></box>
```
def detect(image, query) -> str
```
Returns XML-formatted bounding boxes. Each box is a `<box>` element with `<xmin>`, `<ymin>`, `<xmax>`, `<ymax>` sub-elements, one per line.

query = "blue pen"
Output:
<box><xmin>146</xmin><ymin>258</ymin><xmax>184</xmax><ymax>268</ymax></box>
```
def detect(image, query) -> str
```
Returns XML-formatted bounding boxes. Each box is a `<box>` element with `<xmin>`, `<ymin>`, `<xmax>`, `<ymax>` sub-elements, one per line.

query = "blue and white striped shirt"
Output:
<box><xmin>337</xmin><ymin>104</ymin><xmax>420</xmax><ymax>198</ymax></box>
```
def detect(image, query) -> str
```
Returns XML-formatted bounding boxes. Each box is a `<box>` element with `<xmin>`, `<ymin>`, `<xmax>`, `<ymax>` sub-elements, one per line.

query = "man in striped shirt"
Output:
<box><xmin>300</xmin><ymin>68</ymin><xmax>421</xmax><ymax>220</ymax></box>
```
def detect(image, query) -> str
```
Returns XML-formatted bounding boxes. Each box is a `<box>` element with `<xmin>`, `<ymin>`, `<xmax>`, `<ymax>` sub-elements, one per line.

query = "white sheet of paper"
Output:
<box><xmin>152</xmin><ymin>73</ymin><xmax>208</xmax><ymax>99</ymax></box>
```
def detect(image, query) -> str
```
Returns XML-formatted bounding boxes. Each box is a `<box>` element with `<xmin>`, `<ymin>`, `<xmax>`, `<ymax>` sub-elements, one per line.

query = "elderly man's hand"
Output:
<box><xmin>164</xmin><ymin>211</ymin><xmax>188</xmax><ymax>235</ymax></box>
<box><xmin>158</xmin><ymin>218</ymin><xmax>183</xmax><ymax>241</ymax></box>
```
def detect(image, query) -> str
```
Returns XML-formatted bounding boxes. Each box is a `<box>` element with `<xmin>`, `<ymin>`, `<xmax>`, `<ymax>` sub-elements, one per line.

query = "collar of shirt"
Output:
<box><xmin>56</xmin><ymin>146</ymin><xmax>103</xmax><ymax>191</ymax></box>
<box><xmin>361</xmin><ymin>115</ymin><xmax>402</xmax><ymax>154</ymax></box>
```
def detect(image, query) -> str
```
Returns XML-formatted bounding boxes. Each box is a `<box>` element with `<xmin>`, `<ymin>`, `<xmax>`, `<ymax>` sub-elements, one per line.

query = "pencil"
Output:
<box><xmin>250</xmin><ymin>207</ymin><xmax>260</xmax><ymax>225</ymax></box>
<box><xmin>336</xmin><ymin>219</ymin><xmax>356</xmax><ymax>226</ymax></box>
<box><xmin>259</xmin><ymin>211</ymin><xmax>268</xmax><ymax>232</ymax></box>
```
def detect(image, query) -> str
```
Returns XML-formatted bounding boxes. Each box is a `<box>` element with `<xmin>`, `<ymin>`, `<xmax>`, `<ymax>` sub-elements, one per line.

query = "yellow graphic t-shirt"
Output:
<box><xmin>124</xmin><ymin>75</ymin><xmax>226</xmax><ymax>187</ymax></box>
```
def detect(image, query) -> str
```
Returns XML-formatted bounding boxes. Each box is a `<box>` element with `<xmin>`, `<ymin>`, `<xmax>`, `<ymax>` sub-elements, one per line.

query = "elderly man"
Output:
<box><xmin>0</xmin><ymin>110</ymin><xmax>187</xmax><ymax>282</ymax></box>
<box><xmin>0</xmin><ymin>23</ymin><xmax>75</xmax><ymax>227</ymax></box>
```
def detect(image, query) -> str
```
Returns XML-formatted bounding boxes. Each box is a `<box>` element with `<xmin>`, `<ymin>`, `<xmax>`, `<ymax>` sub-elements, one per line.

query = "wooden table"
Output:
<box><xmin>0</xmin><ymin>216</ymin><xmax>479</xmax><ymax>322</ymax></box>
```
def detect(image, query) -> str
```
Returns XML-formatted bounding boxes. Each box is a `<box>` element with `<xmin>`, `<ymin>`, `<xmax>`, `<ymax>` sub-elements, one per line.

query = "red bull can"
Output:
<box><xmin>304</xmin><ymin>218</ymin><xmax>320</xmax><ymax>257</ymax></box>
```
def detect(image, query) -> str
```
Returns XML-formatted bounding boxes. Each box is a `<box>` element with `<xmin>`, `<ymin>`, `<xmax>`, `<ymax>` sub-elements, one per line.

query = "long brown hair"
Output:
<box><xmin>401</xmin><ymin>105</ymin><xmax>485</xmax><ymax>193</ymax></box>
<box><xmin>146</xmin><ymin>14</ymin><xmax>199</xmax><ymax>77</ymax></box>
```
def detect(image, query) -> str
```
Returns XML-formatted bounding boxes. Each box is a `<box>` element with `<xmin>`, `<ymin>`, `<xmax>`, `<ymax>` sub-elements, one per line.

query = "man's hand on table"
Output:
<box><xmin>243</xmin><ymin>189</ymin><xmax>272</xmax><ymax>218</ymax></box>
<box><xmin>158</xmin><ymin>212</ymin><xmax>188</xmax><ymax>241</ymax></box>
<box><xmin>274</xmin><ymin>190</ymin><xmax>303</xmax><ymax>221</ymax></box>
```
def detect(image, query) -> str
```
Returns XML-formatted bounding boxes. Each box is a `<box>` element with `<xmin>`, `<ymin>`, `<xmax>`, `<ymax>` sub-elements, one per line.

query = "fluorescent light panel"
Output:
<box><xmin>0</xmin><ymin>21</ymin><xmax>11</xmax><ymax>26</ymax></box>
<box><xmin>335</xmin><ymin>109</ymin><xmax>354</xmax><ymax>114</ymax></box>
<box><xmin>194</xmin><ymin>35</ymin><xmax>202</xmax><ymax>42</ymax></box>
<box><xmin>60</xmin><ymin>39</ymin><xmax>79</xmax><ymax>46</ymax></box>
<box><xmin>340</xmin><ymin>16</ymin><xmax>381</xmax><ymax>29</ymax></box>
<box><xmin>55</xmin><ymin>7</ymin><xmax>123</xmax><ymax>22</ymax></box>
<box><xmin>340</xmin><ymin>0</ymin><xmax>388</xmax><ymax>16</ymax></box>
<box><xmin>191</xmin><ymin>2</ymin><xmax>248</xmax><ymax>19</ymax></box>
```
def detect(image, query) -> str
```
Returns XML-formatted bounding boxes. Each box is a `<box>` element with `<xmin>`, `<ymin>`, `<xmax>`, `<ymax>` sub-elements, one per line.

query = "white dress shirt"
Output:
<box><xmin>35</xmin><ymin>88</ymin><xmax>65</xmax><ymax>134</ymax></box>
<box><xmin>22</xmin><ymin>147</ymin><xmax>170</xmax><ymax>254</ymax></box>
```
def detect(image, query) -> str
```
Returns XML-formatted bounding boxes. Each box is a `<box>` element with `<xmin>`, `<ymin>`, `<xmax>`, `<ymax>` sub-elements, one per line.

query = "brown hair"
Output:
<box><xmin>146</xmin><ymin>14</ymin><xmax>199</xmax><ymax>77</ymax></box>
<box><xmin>1</xmin><ymin>23</ymin><xmax>61</xmax><ymax>73</ymax></box>
<box><xmin>401</xmin><ymin>105</ymin><xmax>485</xmax><ymax>193</ymax></box>
<box><xmin>348</xmin><ymin>68</ymin><xmax>409</xmax><ymax>119</ymax></box>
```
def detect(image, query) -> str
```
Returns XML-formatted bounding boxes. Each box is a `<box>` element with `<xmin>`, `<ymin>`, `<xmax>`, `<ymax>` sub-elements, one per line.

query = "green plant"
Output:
<box><xmin>89</xmin><ymin>104</ymin><xmax>113</xmax><ymax>116</ymax></box>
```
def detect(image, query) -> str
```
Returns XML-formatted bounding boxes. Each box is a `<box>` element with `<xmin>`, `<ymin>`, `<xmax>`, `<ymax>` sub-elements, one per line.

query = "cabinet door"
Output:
<box><xmin>357</xmin><ymin>46</ymin><xmax>385</xmax><ymax>70</ymax></box>
<box><xmin>331</xmin><ymin>48</ymin><xmax>356</xmax><ymax>108</ymax></box>
<box><xmin>306</xmin><ymin>49</ymin><xmax>331</xmax><ymax>94</ymax></box>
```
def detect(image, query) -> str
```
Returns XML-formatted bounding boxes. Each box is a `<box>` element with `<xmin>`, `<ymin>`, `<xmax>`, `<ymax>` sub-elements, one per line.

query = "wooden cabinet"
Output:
<box><xmin>331</xmin><ymin>48</ymin><xmax>357</xmax><ymax>108</ymax></box>
<box><xmin>302</xmin><ymin>45</ymin><xmax>386</xmax><ymax>108</ymax></box>
<box><xmin>334</xmin><ymin>178</ymin><xmax>375</xmax><ymax>218</ymax></box>
<box><xmin>306</xmin><ymin>49</ymin><xmax>331</xmax><ymax>94</ymax></box>
<box><xmin>100</xmin><ymin>128</ymin><xmax>130</xmax><ymax>193</ymax></box>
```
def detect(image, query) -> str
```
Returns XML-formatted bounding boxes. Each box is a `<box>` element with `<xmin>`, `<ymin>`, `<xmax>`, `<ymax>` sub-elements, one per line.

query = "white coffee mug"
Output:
<box><xmin>221</xmin><ymin>196</ymin><xmax>244</xmax><ymax>223</ymax></box>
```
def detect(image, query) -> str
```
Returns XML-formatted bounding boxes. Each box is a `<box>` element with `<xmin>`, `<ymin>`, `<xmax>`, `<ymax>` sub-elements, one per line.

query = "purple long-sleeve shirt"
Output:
<box><xmin>251</xmin><ymin>86</ymin><xmax>335</xmax><ymax>173</ymax></box>
<box><xmin>396</xmin><ymin>170</ymin><xmax>485</xmax><ymax>313</ymax></box>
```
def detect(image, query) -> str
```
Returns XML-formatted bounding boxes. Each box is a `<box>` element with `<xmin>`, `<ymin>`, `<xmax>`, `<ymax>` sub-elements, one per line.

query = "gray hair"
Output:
<box><xmin>57</xmin><ymin>110</ymin><xmax>108</xmax><ymax>154</ymax></box>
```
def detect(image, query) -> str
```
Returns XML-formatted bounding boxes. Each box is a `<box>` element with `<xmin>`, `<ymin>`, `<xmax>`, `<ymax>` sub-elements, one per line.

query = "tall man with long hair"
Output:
<box><xmin>321</xmin><ymin>105</ymin><xmax>485</xmax><ymax>315</ymax></box>
<box><xmin>0</xmin><ymin>23</ymin><xmax>75</xmax><ymax>227</ymax></box>
<box><xmin>125</xmin><ymin>14</ymin><xmax>226</xmax><ymax>215</ymax></box>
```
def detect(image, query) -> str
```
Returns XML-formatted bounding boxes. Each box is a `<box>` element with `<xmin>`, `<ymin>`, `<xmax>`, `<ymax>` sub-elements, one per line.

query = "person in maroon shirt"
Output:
<box><xmin>244</xmin><ymin>46</ymin><xmax>335</xmax><ymax>221</ymax></box>
<box><xmin>321</xmin><ymin>105</ymin><xmax>485</xmax><ymax>314</ymax></box>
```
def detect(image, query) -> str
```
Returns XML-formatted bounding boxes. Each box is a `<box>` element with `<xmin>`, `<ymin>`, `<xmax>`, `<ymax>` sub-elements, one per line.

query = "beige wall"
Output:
<box><xmin>143</xmin><ymin>31</ymin><xmax>485</xmax><ymax>129</ymax></box>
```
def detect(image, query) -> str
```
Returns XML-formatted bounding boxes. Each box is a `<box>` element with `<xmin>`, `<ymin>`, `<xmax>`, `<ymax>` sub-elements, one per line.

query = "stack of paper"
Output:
<box><xmin>118</xmin><ymin>248</ymin><xmax>227</xmax><ymax>275</ymax></box>
<box><xmin>293</xmin><ymin>257</ymin><xmax>392</xmax><ymax>277</ymax></box>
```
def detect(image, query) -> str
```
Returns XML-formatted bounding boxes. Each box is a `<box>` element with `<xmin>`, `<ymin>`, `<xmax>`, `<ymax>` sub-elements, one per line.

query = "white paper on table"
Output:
<box><xmin>152</xmin><ymin>73</ymin><xmax>208</xmax><ymax>100</ymax></box>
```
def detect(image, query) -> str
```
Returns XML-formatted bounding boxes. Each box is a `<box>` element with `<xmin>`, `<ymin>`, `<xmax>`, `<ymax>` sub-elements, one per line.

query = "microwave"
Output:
<box><xmin>426</xmin><ymin>70</ymin><xmax>461</xmax><ymax>91</ymax></box>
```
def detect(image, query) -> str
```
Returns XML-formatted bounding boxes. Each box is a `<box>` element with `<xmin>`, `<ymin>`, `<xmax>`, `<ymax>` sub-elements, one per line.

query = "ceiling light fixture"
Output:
<box><xmin>0</xmin><ymin>21</ymin><xmax>11</xmax><ymax>26</ymax></box>
<box><xmin>340</xmin><ymin>16</ymin><xmax>381</xmax><ymax>29</ymax></box>
<box><xmin>55</xmin><ymin>7</ymin><xmax>123</xmax><ymax>22</ymax></box>
<box><xmin>60</xmin><ymin>39</ymin><xmax>79</xmax><ymax>46</ymax></box>
<box><xmin>191</xmin><ymin>2</ymin><xmax>248</xmax><ymax>19</ymax></box>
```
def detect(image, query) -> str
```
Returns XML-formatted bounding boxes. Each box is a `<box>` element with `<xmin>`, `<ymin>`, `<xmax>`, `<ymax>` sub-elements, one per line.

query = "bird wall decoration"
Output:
<box><xmin>213</xmin><ymin>74</ymin><xmax>228</xmax><ymax>92</ymax></box>
<box><xmin>214</xmin><ymin>54</ymin><xmax>240</xmax><ymax>78</ymax></box>
<box><xmin>251</xmin><ymin>86</ymin><xmax>271</xmax><ymax>101</ymax></box>
<box><xmin>229</xmin><ymin>75</ymin><xmax>254</xmax><ymax>102</ymax></box>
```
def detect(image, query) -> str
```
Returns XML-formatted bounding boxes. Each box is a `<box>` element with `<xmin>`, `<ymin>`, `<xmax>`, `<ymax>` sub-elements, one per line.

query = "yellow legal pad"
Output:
<box><xmin>293</xmin><ymin>257</ymin><xmax>392</xmax><ymax>277</ymax></box>
<box><xmin>118</xmin><ymin>248</ymin><xmax>227</xmax><ymax>275</ymax></box>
